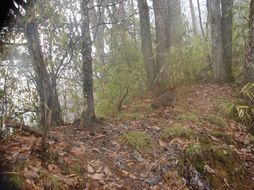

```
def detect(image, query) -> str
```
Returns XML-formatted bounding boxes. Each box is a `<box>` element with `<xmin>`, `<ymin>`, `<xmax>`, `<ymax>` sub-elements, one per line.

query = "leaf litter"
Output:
<box><xmin>0</xmin><ymin>84</ymin><xmax>254</xmax><ymax>189</ymax></box>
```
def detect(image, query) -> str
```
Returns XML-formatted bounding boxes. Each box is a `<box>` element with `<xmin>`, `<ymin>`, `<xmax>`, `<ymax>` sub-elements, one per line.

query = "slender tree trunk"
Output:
<box><xmin>152</xmin><ymin>0</ymin><xmax>170</xmax><ymax>86</ymax></box>
<box><xmin>222</xmin><ymin>0</ymin><xmax>234</xmax><ymax>82</ymax></box>
<box><xmin>189</xmin><ymin>0</ymin><xmax>198</xmax><ymax>36</ymax></box>
<box><xmin>89</xmin><ymin>0</ymin><xmax>105</xmax><ymax>66</ymax></box>
<box><xmin>206</xmin><ymin>0</ymin><xmax>210</xmax><ymax>38</ymax></box>
<box><xmin>137</xmin><ymin>0</ymin><xmax>156</xmax><ymax>88</ymax></box>
<box><xmin>245</xmin><ymin>0</ymin><xmax>254</xmax><ymax>83</ymax></box>
<box><xmin>81</xmin><ymin>0</ymin><xmax>96</xmax><ymax>123</ymax></box>
<box><xmin>197</xmin><ymin>0</ymin><xmax>205</xmax><ymax>38</ymax></box>
<box><xmin>25</xmin><ymin>20</ymin><xmax>63</xmax><ymax>126</ymax></box>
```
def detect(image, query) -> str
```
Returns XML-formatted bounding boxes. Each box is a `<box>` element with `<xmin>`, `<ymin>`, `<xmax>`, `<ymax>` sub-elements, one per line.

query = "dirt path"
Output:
<box><xmin>0</xmin><ymin>84</ymin><xmax>254</xmax><ymax>190</ymax></box>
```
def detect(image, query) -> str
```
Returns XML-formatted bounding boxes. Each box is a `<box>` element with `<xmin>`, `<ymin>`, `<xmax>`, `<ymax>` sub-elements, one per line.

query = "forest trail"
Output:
<box><xmin>1</xmin><ymin>84</ymin><xmax>254</xmax><ymax>190</ymax></box>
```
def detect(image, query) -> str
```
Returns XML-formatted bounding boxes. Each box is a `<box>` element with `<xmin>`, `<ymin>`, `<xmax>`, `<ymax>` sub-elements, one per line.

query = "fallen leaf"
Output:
<box><xmin>88</xmin><ymin>173</ymin><xmax>105</xmax><ymax>180</ymax></box>
<box><xmin>70</xmin><ymin>146</ymin><xmax>85</xmax><ymax>157</ymax></box>
<box><xmin>87</xmin><ymin>165</ymin><xmax>95</xmax><ymax>173</ymax></box>
<box><xmin>103</xmin><ymin>166</ymin><xmax>112</xmax><ymax>176</ymax></box>
<box><xmin>204</xmin><ymin>164</ymin><xmax>216</xmax><ymax>174</ymax></box>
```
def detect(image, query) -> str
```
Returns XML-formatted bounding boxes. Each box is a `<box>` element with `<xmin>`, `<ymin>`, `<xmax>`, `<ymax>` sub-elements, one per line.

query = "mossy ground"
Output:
<box><xmin>40</xmin><ymin>169</ymin><xmax>64</xmax><ymax>190</ymax></box>
<box><xmin>161</xmin><ymin>124</ymin><xmax>197</xmax><ymax>140</ymax></box>
<box><xmin>177</xmin><ymin>113</ymin><xmax>200</xmax><ymax>123</ymax></box>
<box><xmin>1</xmin><ymin>84</ymin><xmax>253</xmax><ymax>189</ymax></box>
<box><xmin>118</xmin><ymin>131</ymin><xmax>156</xmax><ymax>154</ymax></box>
<box><xmin>206</xmin><ymin>115</ymin><xmax>227</xmax><ymax>128</ymax></box>
<box><xmin>183</xmin><ymin>143</ymin><xmax>245</xmax><ymax>189</ymax></box>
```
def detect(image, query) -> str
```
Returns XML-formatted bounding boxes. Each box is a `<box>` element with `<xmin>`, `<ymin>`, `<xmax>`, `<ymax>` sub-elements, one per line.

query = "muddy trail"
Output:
<box><xmin>0</xmin><ymin>84</ymin><xmax>254</xmax><ymax>190</ymax></box>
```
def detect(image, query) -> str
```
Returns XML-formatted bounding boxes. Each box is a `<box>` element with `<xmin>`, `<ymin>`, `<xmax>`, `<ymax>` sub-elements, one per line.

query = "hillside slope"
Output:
<box><xmin>0</xmin><ymin>84</ymin><xmax>254</xmax><ymax>190</ymax></box>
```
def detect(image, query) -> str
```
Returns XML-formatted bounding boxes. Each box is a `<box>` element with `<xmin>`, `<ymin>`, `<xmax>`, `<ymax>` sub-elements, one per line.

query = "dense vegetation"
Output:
<box><xmin>0</xmin><ymin>0</ymin><xmax>254</xmax><ymax>189</ymax></box>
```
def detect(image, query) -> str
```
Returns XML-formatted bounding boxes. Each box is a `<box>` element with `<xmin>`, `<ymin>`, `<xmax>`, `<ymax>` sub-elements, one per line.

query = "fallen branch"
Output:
<box><xmin>4</xmin><ymin>120</ymin><xmax>43</xmax><ymax>137</ymax></box>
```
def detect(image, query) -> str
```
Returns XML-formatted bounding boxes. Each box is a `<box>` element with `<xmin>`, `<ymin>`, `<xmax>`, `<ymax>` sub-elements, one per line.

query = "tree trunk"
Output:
<box><xmin>152</xmin><ymin>0</ymin><xmax>170</xmax><ymax>86</ymax></box>
<box><xmin>81</xmin><ymin>0</ymin><xmax>96</xmax><ymax>123</ymax></box>
<box><xmin>197</xmin><ymin>0</ymin><xmax>205</xmax><ymax>38</ymax></box>
<box><xmin>167</xmin><ymin>0</ymin><xmax>183</xmax><ymax>47</ymax></box>
<box><xmin>222</xmin><ymin>0</ymin><xmax>234</xmax><ymax>82</ymax></box>
<box><xmin>89</xmin><ymin>0</ymin><xmax>105</xmax><ymax>66</ymax></box>
<box><xmin>245</xmin><ymin>0</ymin><xmax>254</xmax><ymax>83</ymax></box>
<box><xmin>25</xmin><ymin>20</ymin><xmax>63</xmax><ymax>126</ymax></box>
<box><xmin>206</xmin><ymin>0</ymin><xmax>210</xmax><ymax>38</ymax></box>
<box><xmin>209</xmin><ymin>0</ymin><xmax>228</xmax><ymax>82</ymax></box>
<box><xmin>137</xmin><ymin>0</ymin><xmax>156</xmax><ymax>88</ymax></box>
<box><xmin>189</xmin><ymin>0</ymin><xmax>198</xmax><ymax>36</ymax></box>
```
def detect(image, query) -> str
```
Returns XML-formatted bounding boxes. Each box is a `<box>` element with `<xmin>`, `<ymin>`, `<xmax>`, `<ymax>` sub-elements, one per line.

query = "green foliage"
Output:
<box><xmin>232</xmin><ymin>0</ymin><xmax>250</xmax><ymax>77</ymax></box>
<box><xmin>161</xmin><ymin>124</ymin><xmax>196</xmax><ymax>140</ymax></box>
<box><xmin>95</xmin><ymin>31</ymin><xmax>146</xmax><ymax>116</ymax></box>
<box><xmin>0</xmin><ymin>89</ymin><xmax>4</xmax><ymax>99</ymax></box>
<box><xmin>206</xmin><ymin>115</ymin><xmax>227</xmax><ymax>128</ymax></box>
<box><xmin>177</xmin><ymin>113</ymin><xmax>200</xmax><ymax>123</ymax></box>
<box><xmin>4</xmin><ymin>175</ymin><xmax>25</xmax><ymax>190</ymax></box>
<box><xmin>218</xmin><ymin>84</ymin><xmax>254</xmax><ymax>128</ymax></box>
<box><xmin>168</xmin><ymin>37</ymin><xmax>211</xmax><ymax>84</ymax></box>
<box><xmin>40</xmin><ymin>169</ymin><xmax>63</xmax><ymax>190</ymax></box>
<box><xmin>209</xmin><ymin>131</ymin><xmax>233</xmax><ymax>145</ymax></box>
<box><xmin>118</xmin><ymin>131</ymin><xmax>156</xmax><ymax>153</ymax></box>
<box><xmin>184</xmin><ymin>143</ymin><xmax>245</xmax><ymax>189</ymax></box>
<box><xmin>128</xmin><ymin>104</ymin><xmax>153</xmax><ymax>114</ymax></box>
<box><xmin>68</xmin><ymin>162</ymin><xmax>84</xmax><ymax>176</ymax></box>
<box><xmin>117</xmin><ymin>112</ymin><xmax>143</xmax><ymax>121</ymax></box>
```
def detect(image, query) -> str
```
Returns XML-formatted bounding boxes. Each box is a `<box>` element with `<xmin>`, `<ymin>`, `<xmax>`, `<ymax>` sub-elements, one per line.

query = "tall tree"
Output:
<box><xmin>197</xmin><ymin>0</ymin><xmax>205</xmax><ymax>38</ymax></box>
<box><xmin>81</xmin><ymin>0</ymin><xmax>96</xmax><ymax>123</ymax></box>
<box><xmin>222</xmin><ymin>0</ymin><xmax>234</xmax><ymax>82</ymax></box>
<box><xmin>152</xmin><ymin>0</ymin><xmax>170</xmax><ymax>86</ymax></box>
<box><xmin>167</xmin><ymin>0</ymin><xmax>183</xmax><ymax>46</ymax></box>
<box><xmin>25</xmin><ymin>2</ymin><xmax>63</xmax><ymax>126</ymax></box>
<box><xmin>189</xmin><ymin>0</ymin><xmax>198</xmax><ymax>36</ymax></box>
<box><xmin>137</xmin><ymin>0</ymin><xmax>156</xmax><ymax>88</ymax></box>
<box><xmin>209</xmin><ymin>0</ymin><xmax>233</xmax><ymax>82</ymax></box>
<box><xmin>245</xmin><ymin>0</ymin><xmax>254</xmax><ymax>83</ymax></box>
<box><xmin>89</xmin><ymin>0</ymin><xmax>106</xmax><ymax>66</ymax></box>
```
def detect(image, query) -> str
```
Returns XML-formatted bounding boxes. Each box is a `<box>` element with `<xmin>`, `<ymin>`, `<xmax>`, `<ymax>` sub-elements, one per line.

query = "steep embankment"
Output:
<box><xmin>0</xmin><ymin>84</ymin><xmax>253</xmax><ymax>190</ymax></box>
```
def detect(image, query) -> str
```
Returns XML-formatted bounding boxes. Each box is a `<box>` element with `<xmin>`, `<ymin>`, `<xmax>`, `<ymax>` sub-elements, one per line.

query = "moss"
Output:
<box><xmin>4</xmin><ymin>175</ymin><xmax>25</xmax><ymax>190</ymax></box>
<box><xmin>128</xmin><ymin>104</ymin><xmax>153</xmax><ymax>114</ymax></box>
<box><xmin>161</xmin><ymin>124</ymin><xmax>196</xmax><ymax>140</ymax></box>
<box><xmin>247</xmin><ymin>134</ymin><xmax>254</xmax><ymax>144</ymax></box>
<box><xmin>68</xmin><ymin>162</ymin><xmax>84</xmax><ymax>176</ymax></box>
<box><xmin>177</xmin><ymin>113</ymin><xmax>199</xmax><ymax>122</ymax></box>
<box><xmin>40</xmin><ymin>170</ymin><xmax>63</xmax><ymax>190</ymax></box>
<box><xmin>117</xmin><ymin>112</ymin><xmax>143</xmax><ymax>120</ymax></box>
<box><xmin>184</xmin><ymin>143</ymin><xmax>204</xmax><ymax>172</ymax></box>
<box><xmin>183</xmin><ymin>143</ymin><xmax>246</xmax><ymax>189</ymax></box>
<box><xmin>164</xmin><ymin>171</ymin><xmax>188</xmax><ymax>189</ymax></box>
<box><xmin>15</xmin><ymin>160</ymin><xmax>27</xmax><ymax>170</ymax></box>
<box><xmin>118</xmin><ymin>131</ymin><xmax>156</xmax><ymax>153</ymax></box>
<box><xmin>207</xmin><ymin>115</ymin><xmax>227</xmax><ymax>128</ymax></box>
<box><xmin>209</xmin><ymin>131</ymin><xmax>233</xmax><ymax>145</ymax></box>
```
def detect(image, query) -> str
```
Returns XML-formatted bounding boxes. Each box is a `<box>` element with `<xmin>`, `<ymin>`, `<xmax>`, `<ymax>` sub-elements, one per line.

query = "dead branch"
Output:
<box><xmin>4</xmin><ymin>120</ymin><xmax>43</xmax><ymax>137</ymax></box>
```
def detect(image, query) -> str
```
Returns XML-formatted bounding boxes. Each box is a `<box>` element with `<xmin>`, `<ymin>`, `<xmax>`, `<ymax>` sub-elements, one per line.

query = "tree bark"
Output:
<box><xmin>222</xmin><ymin>0</ymin><xmax>234</xmax><ymax>82</ymax></box>
<box><xmin>89</xmin><ymin>0</ymin><xmax>105</xmax><ymax>66</ymax></box>
<box><xmin>245</xmin><ymin>0</ymin><xmax>254</xmax><ymax>83</ymax></box>
<box><xmin>209</xmin><ymin>0</ymin><xmax>233</xmax><ymax>82</ymax></box>
<box><xmin>152</xmin><ymin>0</ymin><xmax>170</xmax><ymax>86</ymax></box>
<box><xmin>25</xmin><ymin>19</ymin><xmax>63</xmax><ymax>126</ymax></box>
<box><xmin>197</xmin><ymin>0</ymin><xmax>205</xmax><ymax>38</ymax></box>
<box><xmin>81</xmin><ymin>0</ymin><xmax>96</xmax><ymax>123</ymax></box>
<box><xmin>137</xmin><ymin>0</ymin><xmax>156</xmax><ymax>88</ymax></box>
<box><xmin>167</xmin><ymin>0</ymin><xmax>182</xmax><ymax>47</ymax></box>
<box><xmin>189</xmin><ymin>0</ymin><xmax>198</xmax><ymax>36</ymax></box>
